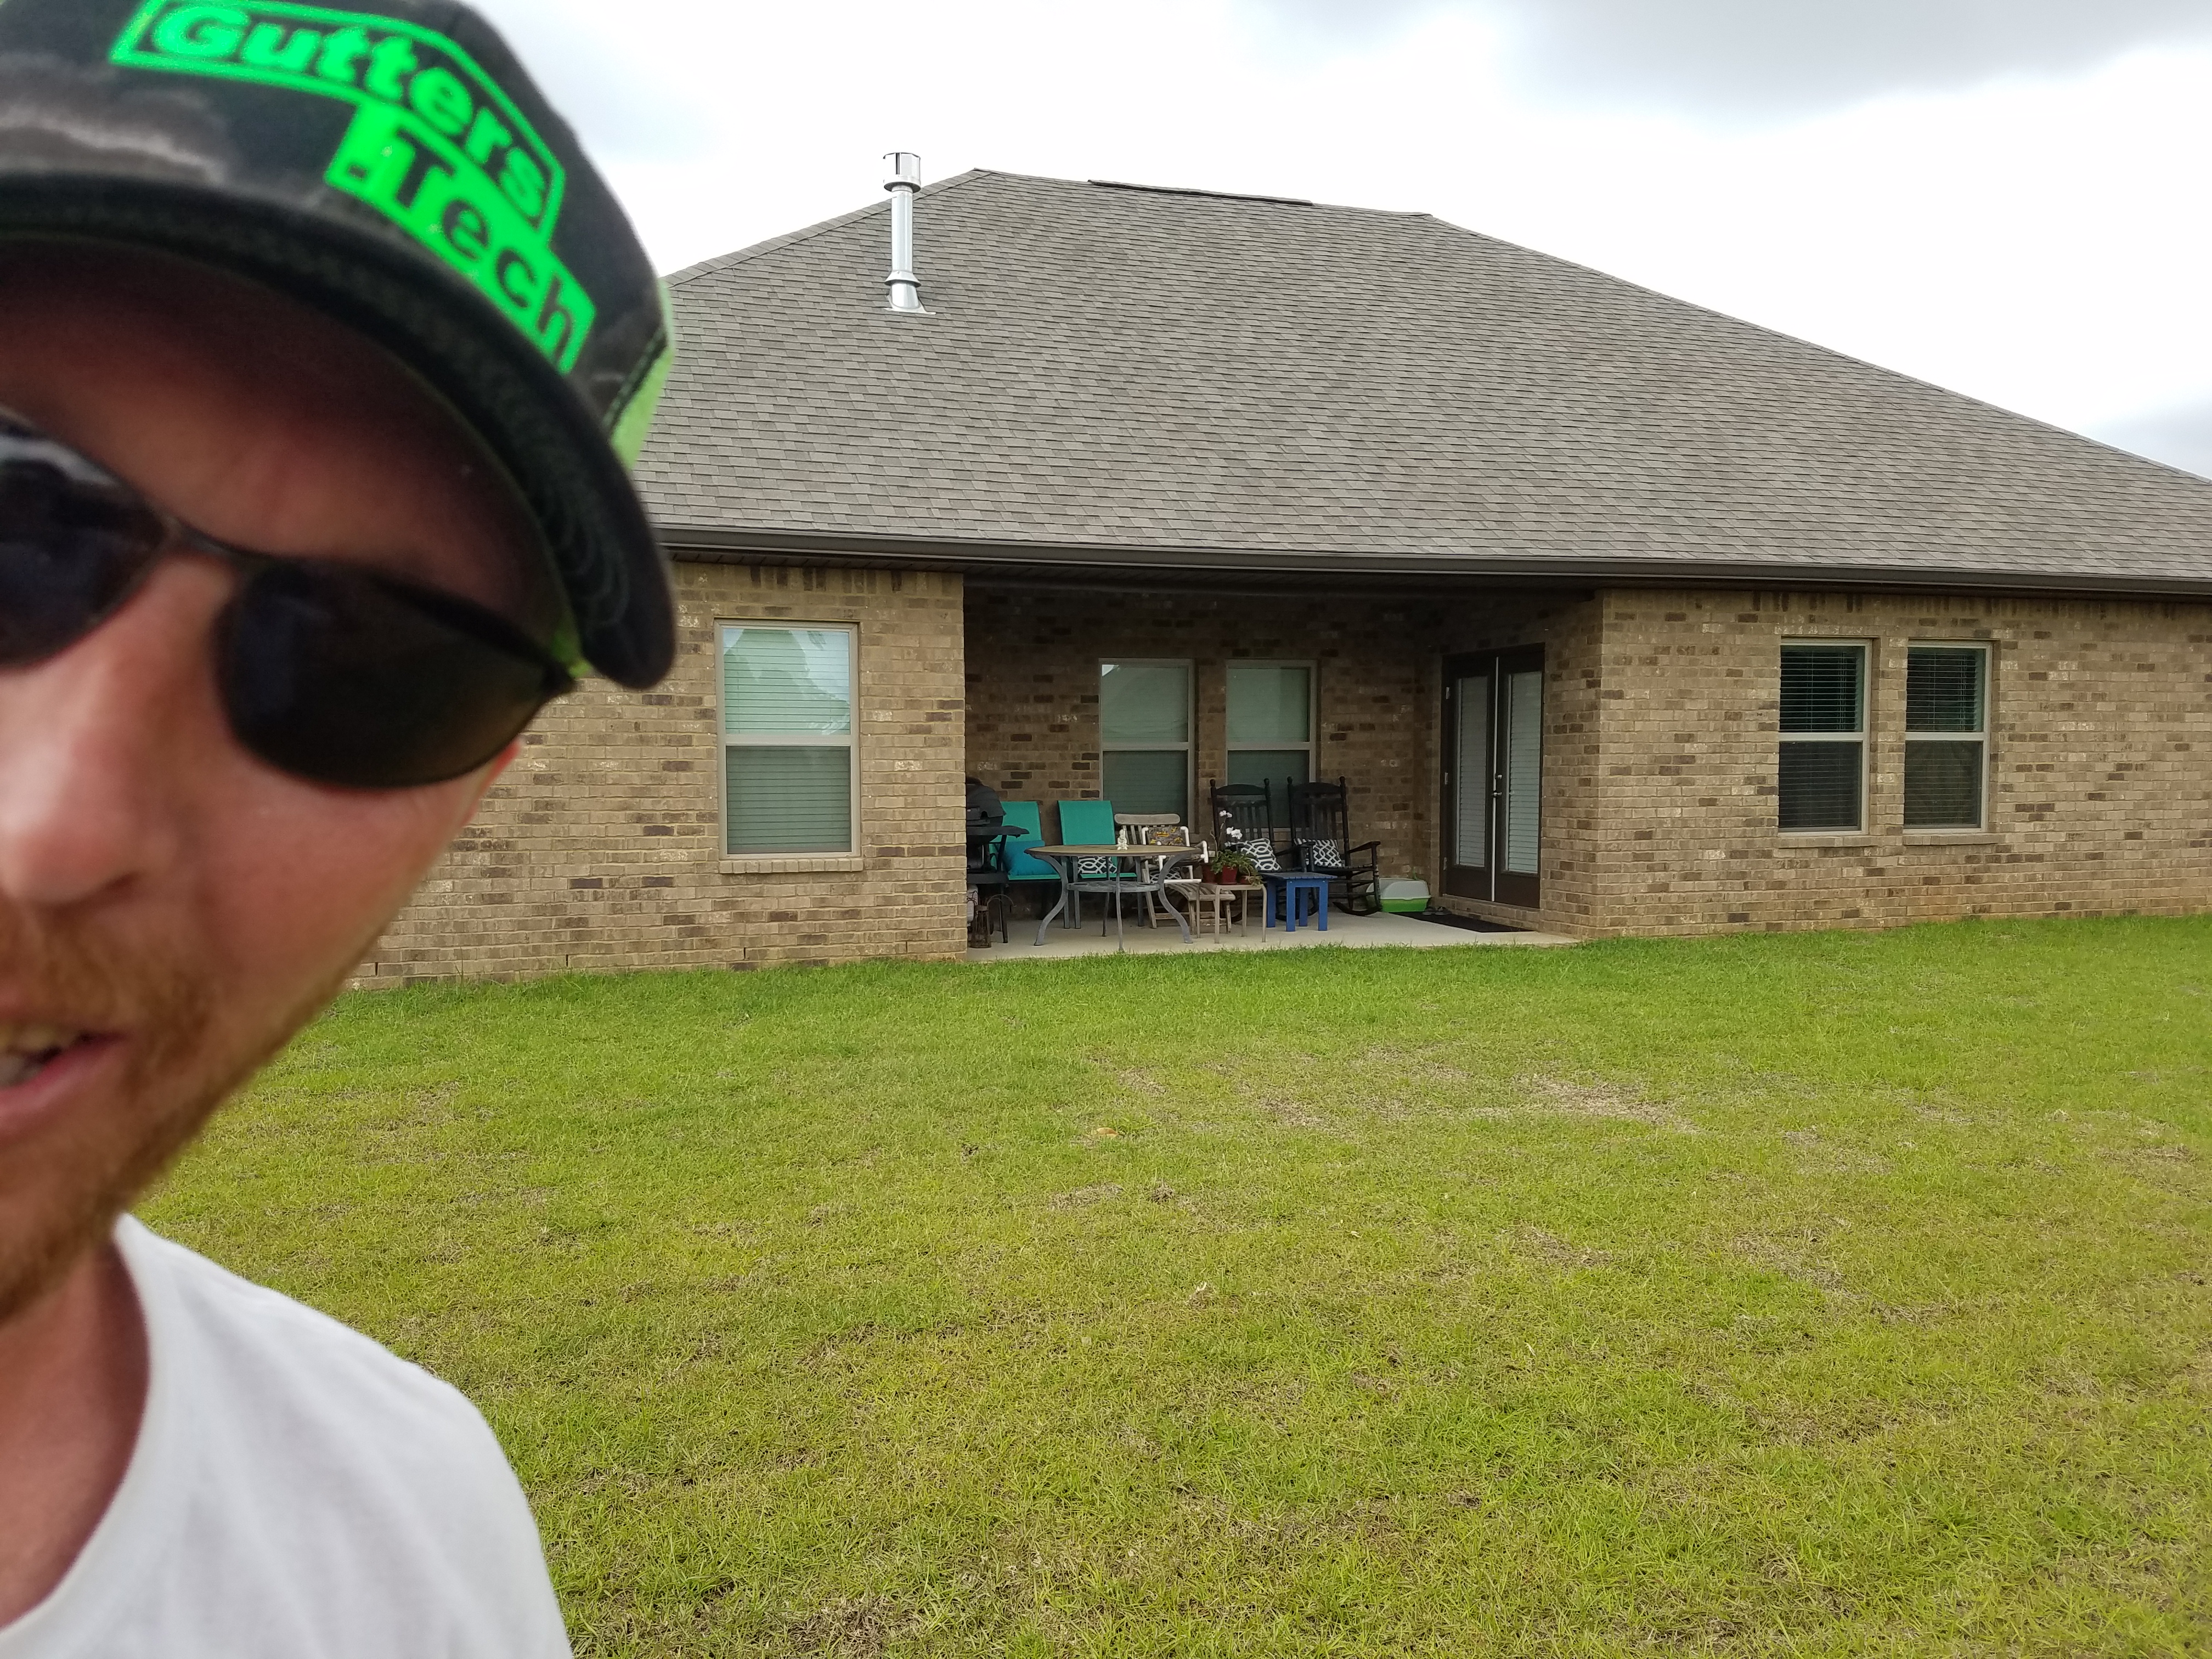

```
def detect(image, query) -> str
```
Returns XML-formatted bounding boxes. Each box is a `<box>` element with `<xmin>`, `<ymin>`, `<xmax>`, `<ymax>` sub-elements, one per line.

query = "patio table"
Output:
<box><xmin>1025</xmin><ymin>845</ymin><xmax>1203</xmax><ymax>950</ymax></box>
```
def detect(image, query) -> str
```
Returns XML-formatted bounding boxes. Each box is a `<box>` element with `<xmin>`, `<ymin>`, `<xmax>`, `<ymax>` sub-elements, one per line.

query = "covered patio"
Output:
<box><xmin>960</xmin><ymin>578</ymin><xmax>1595</xmax><ymax>947</ymax></box>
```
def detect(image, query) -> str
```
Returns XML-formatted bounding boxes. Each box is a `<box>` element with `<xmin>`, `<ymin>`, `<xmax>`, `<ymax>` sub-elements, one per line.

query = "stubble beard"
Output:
<box><xmin>0</xmin><ymin>898</ymin><xmax>343</xmax><ymax>1325</ymax></box>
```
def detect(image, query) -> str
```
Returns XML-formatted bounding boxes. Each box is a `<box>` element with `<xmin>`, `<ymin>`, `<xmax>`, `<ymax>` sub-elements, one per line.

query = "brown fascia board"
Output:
<box><xmin>654</xmin><ymin>523</ymin><xmax>2212</xmax><ymax>602</ymax></box>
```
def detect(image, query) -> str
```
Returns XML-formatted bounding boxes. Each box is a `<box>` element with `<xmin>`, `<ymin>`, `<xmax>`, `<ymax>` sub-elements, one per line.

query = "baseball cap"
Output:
<box><xmin>0</xmin><ymin>0</ymin><xmax>676</xmax><ymax>687</ymax></box>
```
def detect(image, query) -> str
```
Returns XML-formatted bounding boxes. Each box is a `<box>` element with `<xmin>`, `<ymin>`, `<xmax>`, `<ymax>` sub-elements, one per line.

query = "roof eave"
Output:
<box><xmin>654</xmin><ymin>523</ymin><xmax>2212</xmax><ymax>602</ymax></box>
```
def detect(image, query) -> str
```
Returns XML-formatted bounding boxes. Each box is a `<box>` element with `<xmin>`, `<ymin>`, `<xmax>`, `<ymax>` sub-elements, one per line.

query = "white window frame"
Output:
<box><xmin>719</xmin><ymin>621</ymin><xmax>860</xmax><ymax>865</ymax></box>
<box><xmin>1903</xmin><ymin>641</ymin><xmax>1991</xmax><ymax>833</ymax></box>
<box><xmin>1225</xmin><ymin>659</ymin><xmax>1319</xmax><ymax>788</ymax></box>
<box><xmin>1778</xmin><ymin>640</ymin><xmax>1870</xmax><ymax>836</ymax></box>
<box><xmin>1098</xmin><ymin>658</ymin><xmax>1194</xmax><ymax>817</ymax></box>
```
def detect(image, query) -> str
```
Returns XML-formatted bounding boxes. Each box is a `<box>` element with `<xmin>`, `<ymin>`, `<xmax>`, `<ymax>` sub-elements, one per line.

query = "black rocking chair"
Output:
<box><xmin>1288</xmin><ymin>778</ymin><xmax>1382</xmax><ymax>915</ymax></box>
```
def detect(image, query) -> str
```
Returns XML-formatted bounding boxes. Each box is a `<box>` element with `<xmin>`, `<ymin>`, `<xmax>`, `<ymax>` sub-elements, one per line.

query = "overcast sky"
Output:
<box><xmin>474</xmin><ymin>0</ymin><xmax>2212</xmax><ymax>479</ymax></box>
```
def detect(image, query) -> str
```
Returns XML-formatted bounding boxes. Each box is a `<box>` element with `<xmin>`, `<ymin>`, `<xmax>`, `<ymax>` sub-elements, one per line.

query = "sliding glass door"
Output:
<box><xmin>1442</xmin><ymin>648</ymin><xmax>1543</xmax><ymax>909</ymax></box>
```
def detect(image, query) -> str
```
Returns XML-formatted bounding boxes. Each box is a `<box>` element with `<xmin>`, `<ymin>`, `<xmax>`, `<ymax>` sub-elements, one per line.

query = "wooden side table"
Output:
<box><xmin>1187</xmin><ymin>883</ymin><xmax>1259</xmax><ymax>937</ymax></box>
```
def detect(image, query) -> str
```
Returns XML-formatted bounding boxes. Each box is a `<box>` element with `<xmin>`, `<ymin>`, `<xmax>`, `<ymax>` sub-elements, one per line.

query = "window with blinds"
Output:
<box><xmin>1779</xmin><ymin>643</ymin><xmax>1866</xmax><ymax>832</ymax></box>
<box><xmin>1101</xmin><ymin>661</ymin><xmax>1191</xmax><ymax>819</ymax></box>
<box><xmin>1226</xmin><ymin>662</ymin><xmax>1314</xmax><ymax>793</ymax></box>
<box><xmin>1452</xmin><ymin>673</ymin><xmax>1489</xmax><ymax>871</ymax></box>
<box><xmin>721</xmin><ymin>625</ymin><xmax>855</xmax><ymax>855</ymax></box>
<box><xmin>1503</xmin><ymin>669</ymin><xmax>1543</xmax><ymax>874</ymax></box>
<box><xmin>1905</xmin><ymin>644</ymin><xmax>1988</xmax><ymax>830</ymax></box>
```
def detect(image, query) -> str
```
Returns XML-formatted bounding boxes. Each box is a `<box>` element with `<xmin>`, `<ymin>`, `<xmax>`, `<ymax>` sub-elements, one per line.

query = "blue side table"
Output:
<box><xmin>1262</xmin><ymin>872</ymin><xmax>1331</xmax><ymax>933</ymax></box>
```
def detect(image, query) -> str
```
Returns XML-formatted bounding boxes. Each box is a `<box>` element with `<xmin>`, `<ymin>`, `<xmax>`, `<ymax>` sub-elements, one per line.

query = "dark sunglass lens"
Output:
<box><xmin>219</xmin><ymin>562</ymin><xmax>559</xmax><ymax>789</ymax></box>
<box><xmin>0</xmin><ymin>438</ymin><xmax>165</xmax><ymax>667</ymax></box>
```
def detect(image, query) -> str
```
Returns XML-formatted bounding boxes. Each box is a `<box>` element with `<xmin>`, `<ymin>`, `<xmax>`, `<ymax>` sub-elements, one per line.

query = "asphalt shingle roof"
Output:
<box><xmin>635</xmin><ymin>170</ymin><xmax>2212</xmax><ymax>595</ymax></box>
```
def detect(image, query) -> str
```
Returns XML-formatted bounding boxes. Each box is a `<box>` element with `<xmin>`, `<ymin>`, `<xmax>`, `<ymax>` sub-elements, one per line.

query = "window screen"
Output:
<box><xmin>1905</xmin><ymin>645</ymin><xmax>1988</xmax><ymax>830</ymax></box>
<box><xmin>722</xmin><ymin>627</ymin><xmax>855</xmax><ymax>855</ymax></box>
<box><xmin>1101</xmin><ymin>662</ymin><xmax>1190</xmax><ymax>820</ymax></box>
<box><xmin>1227</xmin><ymin>663</ymin><xmax>1314</xmax><ymax>792</ymax></box>
<box><xmin>1779</xmin><ymin>644</ymin><xmax>1865</xmax><ymax>832</ymax></box>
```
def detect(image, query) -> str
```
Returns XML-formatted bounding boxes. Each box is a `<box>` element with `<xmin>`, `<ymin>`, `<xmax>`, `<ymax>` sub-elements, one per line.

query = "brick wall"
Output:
<box><xmin>351</xmin><ymin>562</ymin><xmax>968</xmax><ymax>988</ymax></box>
<box><xmin>1587</xmin><ymin>588</ymin><xmax>2212</xmax><ymax>934</ymax></box>
<box><xmin>358</xmin><ymin>573</ymin><xmax>2211</xmax><ymax>985</ymax></box>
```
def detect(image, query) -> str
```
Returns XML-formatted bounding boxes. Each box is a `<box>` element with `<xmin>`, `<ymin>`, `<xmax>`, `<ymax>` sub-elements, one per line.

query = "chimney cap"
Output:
<box><xmin>884</xmin><ymin>151</ymin><xmax>922</xmax><ymax>190</ymax></box>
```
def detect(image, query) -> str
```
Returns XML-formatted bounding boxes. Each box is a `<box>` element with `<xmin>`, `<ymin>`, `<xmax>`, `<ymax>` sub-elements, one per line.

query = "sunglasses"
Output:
<box><xmin>0</xmin><ymin>407</ymin><xmax>573</xmax><ymax>789</ymax></box>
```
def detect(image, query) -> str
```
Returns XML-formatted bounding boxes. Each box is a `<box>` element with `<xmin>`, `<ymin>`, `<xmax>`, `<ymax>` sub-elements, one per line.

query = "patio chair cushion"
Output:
<box><xmin>1244</xmin><ymin>839</ymin><xmax>1282</xmax><ymax>872</ymax></box>
<box><xmin>1302</xmin><ymin>838</ymin><xmax>1343</xmax><ymax>869</ymax></box>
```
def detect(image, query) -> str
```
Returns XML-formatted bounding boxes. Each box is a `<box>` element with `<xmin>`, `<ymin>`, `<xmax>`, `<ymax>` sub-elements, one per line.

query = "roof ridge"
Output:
<box><xmin>663</xmin><ymin>168</ymin><xmax>994</xmax><ymax>287</ymax></box>
<box><xmin>1087</xmin><ymin>178</ymin><xmax>1316</xmax><ymax>207</ymax></box>
<box><xmin>666</xmin><ymin>168</ymin><xmax>1447</xmax><ymax>288</ymax></box>
<box><xmin>934</xmin><ymin>166</ymin><xmax>1432</xmax><ymax>219</ymax></box>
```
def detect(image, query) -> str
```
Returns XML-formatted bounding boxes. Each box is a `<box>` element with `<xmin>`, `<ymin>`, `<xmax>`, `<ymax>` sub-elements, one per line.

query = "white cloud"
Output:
<box><xmin>1252</xmin><ymin>0</ymin><xmax>2212</xmax><ymax>119</ymax></box>
<box><xmin>471</xmin><ymin>0</ymin><xmax>2212</xmax><ymax>451</ymax></box>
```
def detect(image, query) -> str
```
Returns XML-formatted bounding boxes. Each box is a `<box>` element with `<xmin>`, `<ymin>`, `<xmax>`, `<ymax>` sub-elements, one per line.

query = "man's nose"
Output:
<box><xmin>0</xmin><ymin>562</ymin><xmax>228</xmax><ymax>910</ymax></box>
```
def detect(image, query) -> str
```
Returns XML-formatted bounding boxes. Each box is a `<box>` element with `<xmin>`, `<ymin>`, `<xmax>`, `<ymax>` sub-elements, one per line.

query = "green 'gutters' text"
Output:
<box><xmin>111</xmin><ymin>1</ymin><xmax>595</xmax><ymax>371</ymax></box>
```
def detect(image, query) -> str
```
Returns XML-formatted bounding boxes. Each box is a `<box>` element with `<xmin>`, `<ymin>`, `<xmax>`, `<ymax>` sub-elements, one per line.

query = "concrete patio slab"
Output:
<box><xmin>967</xmin><ymin>908</ymin><xmax>1577</xmax><ymax>963</ymax></box>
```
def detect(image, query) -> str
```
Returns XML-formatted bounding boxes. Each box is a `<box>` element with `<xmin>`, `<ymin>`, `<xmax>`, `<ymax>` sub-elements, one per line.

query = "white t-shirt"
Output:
<box><xmin>0</xmin><ymin>1218</ymin><xmax>571</xmax><ymax>1658</ymax></box>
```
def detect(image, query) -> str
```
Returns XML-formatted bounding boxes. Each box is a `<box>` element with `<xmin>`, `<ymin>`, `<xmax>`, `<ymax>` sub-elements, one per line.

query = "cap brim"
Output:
<box><xmin>0</xmin><ymin>179</ymin><xmax>675</xmax><ymax>688</ymax></box>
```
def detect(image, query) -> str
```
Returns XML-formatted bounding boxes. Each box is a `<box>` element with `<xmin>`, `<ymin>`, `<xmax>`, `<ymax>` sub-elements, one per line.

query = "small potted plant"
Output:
<box><xmin>1215</xmin><ymin>847</ymin><xmax>1259</xmax><ymax>885</ymax></box>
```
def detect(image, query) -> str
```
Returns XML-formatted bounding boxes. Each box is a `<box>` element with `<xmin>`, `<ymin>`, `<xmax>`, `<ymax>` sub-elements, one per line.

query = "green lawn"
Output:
<box><xmin>143</xmin><ymin>917</ymin><xmax>2212</xmax><ymax>1656</ymax></box>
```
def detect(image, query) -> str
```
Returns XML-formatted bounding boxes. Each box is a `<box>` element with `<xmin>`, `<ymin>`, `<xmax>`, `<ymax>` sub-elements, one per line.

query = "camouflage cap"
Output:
<box><xmin>0</xmin><ymin>0</ymin><xmax>677</xmax><ymax>686</ymax></box>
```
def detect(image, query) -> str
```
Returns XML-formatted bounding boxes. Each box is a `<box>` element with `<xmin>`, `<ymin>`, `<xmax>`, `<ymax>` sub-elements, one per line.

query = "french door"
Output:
<box><xmin>1442</xmin><ymin>648</ymin><xmax>1544</xmax><ymax>908</ymax></box>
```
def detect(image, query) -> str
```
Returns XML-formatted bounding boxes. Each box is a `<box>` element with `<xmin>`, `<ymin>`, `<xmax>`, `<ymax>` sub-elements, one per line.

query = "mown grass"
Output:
<box><xmin>142</xmin><ymin>916</ymin><xmax>2212</xmax><ymax>1656</ymax></box>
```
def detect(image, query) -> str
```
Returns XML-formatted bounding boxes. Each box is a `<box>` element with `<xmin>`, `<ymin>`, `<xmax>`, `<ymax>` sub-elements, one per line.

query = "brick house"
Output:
<box><xmin>354</xmin><ymin>170</ymin><xmax>2212</xmax><ymax>985</ymax></box>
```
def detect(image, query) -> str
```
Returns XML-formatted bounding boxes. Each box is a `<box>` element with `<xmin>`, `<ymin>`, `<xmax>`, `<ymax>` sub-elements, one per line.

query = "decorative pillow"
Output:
<box><xmin>1142</xmin><ymin>825</ymin><xmax>1190</xmax><ymax>847</ymax></box>
<box><xmin>1302</xmin><ymin>838</ymin><xmax>1344</xmax><ymax>870</ymax></box>
<box><xmin>1244</xmin><ymin>839</ymin><xmax>1282</xmax><ymax>873</ymax></box>
<box><xmin>1076</xmin><ymin>855</ymin><xmax>1116</xmax><ymax>878</ymax></box>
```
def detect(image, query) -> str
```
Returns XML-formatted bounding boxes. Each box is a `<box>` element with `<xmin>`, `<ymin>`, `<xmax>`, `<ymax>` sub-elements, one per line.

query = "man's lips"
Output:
<box><xmin>0</xmin><ymin>1027</ymin><xmax>121</xmax><ymax>1141</ymax></box>
<box><xmin>0</xmin><ymin>1023</ymin><xmax>88</xmax><ymax>1090</ymax></box>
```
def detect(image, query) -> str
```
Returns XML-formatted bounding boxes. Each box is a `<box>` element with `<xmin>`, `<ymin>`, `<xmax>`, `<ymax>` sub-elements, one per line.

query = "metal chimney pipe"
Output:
<box><xmin>883</xmin><ymin>151</ymin><xmax>926</xmax><ymax>314</ymax></box>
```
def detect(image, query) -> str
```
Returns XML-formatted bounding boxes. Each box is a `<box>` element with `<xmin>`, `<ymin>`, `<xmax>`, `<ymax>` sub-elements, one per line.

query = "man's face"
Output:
<box><xmin>0</xmin><ymin>245</ymin><xmax>543</xmax><ymax>1318</ymax></box>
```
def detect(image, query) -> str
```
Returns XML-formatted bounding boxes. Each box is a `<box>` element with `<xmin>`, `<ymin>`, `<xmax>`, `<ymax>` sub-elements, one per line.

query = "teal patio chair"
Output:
<box><xmin>1056</xmin><ymin>798</ymin><xmax>1132</xmax><ymax>926</ymax></box>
